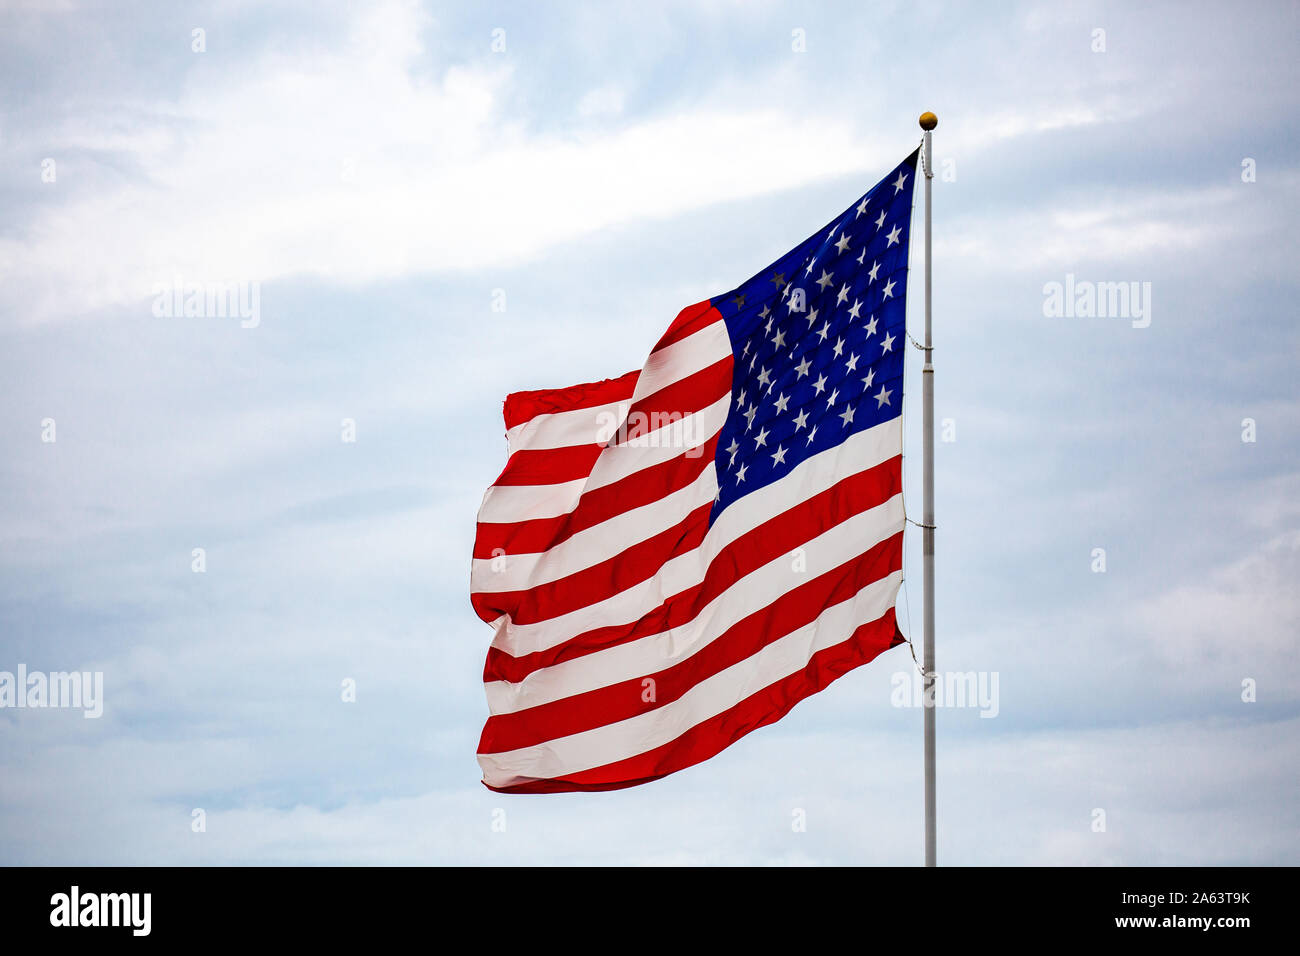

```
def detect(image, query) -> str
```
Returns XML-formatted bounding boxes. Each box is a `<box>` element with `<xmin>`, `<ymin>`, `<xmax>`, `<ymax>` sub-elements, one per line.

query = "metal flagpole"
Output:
<box><xmin>918</xmin><ymin>110</ymin><xmax>938</xmax><ymax>868</ymax></box>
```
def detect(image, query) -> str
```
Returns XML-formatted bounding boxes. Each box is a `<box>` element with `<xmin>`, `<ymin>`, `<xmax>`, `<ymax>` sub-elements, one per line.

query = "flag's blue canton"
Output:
<box><xmin>709</xmin><ymin>151</ymin><xmax>918</xmax><ymax>525</ymax></box>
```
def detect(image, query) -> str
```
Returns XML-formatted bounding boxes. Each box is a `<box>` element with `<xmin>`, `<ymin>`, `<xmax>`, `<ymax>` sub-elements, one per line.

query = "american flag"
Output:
<box><xmin>471</xmin><ymin>150</ymin><xmax>918</xmax><ymax>792</ymax></box>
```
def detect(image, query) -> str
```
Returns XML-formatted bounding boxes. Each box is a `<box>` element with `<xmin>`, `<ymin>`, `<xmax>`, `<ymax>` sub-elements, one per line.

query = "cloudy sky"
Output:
<box><xmin>1</xmin><ymin>0</ymin><xmax>1297</xmax><ymax>865</ymax></box>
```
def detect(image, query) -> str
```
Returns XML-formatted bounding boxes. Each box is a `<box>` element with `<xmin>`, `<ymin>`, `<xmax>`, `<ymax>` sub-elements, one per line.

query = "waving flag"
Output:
<box><xmin>471</xmin><ymin>151</ymin><xmax>919</xmax><ymax>792</ymax></box>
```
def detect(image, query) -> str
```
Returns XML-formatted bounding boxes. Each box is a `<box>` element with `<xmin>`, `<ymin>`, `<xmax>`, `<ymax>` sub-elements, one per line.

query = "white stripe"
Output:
<box><xmin>471</xmin><ymin>464</ymin><xmax>719</xmax><ymax>594</ymax></box>
<box><xmin>475</xmin><ymin>395</ymin><xmax>730</xmax><ymax>527</ymax></box>
<box><xmin>477</xmin><ymin>477</ymin><xmax>590</xmax><ymax>524</ymax></box>
<box><xmin>585</xmin><ymin>395</ymin><xmax>729</xmax><ymax>492</ymax></box>
<box><xmin>487</xmin><ymin>415</ymin><xmax>901</xmax><ymax>656</ymax></box>
<box><xmin>478</xmin><ymin>568</ymin><xmax>901</xmax><ymax>787</ymax></box>
<box><xmin>505</xmin><ymin>397</ymin><xmax>632</xmax><ymax>458</ymax></box>
<box><xmin>502</xmin><ymin>320</ymin><xmax>729</xmax><ymax>455</ymax></box>
<box><xmin>484</xmin><ymin>495</ymin><xmax>902</xmax><ymax>713</ymax></box>
<box><xmin>626</xmin><ymin>320</ymin><xmax>731</xmax><ymax>407</ymax></box>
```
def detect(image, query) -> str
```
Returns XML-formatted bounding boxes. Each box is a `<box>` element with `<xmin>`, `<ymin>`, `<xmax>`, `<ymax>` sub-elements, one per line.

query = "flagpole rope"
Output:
<box><xmin>904</xmin><ymin>625</ymin><xmax>929</xmax><ymax>678</ymax></box>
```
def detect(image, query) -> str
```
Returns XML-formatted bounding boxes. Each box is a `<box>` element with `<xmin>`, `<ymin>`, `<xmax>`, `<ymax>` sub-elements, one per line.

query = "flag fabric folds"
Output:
<box><xmin>471</xmin><ymin>151</ymin><xmax>919</xmax><ymax>792</ymax></box>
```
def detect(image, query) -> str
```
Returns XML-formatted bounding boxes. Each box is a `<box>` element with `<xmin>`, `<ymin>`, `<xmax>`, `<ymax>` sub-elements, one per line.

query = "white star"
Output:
<box><xmin>855</xmin><ymin>197</ymin><xmax>869</xmax><ymax>217</ymax></box>
<box><xmin>892</xmin><ymin>170</ymin><xmax>908</xmax><ymax>193</ymax></box>
<box><xmin>826</xmin><ymin>387</ymin><xmax>839</xmax><ymax>408</ymax></box>
<box><xmin>793</xmin><ymin>409</ymin><xmax>809</xmax><ymax>430</ymax></box>
<box><xmin>864</xmin><ymin>315</ymin><xmax>878</xmax><ymax>337</ymax></box>
<box><xmin>839</xmin><ymin>404</ymin><xmax>856</xmax><ymax>427</ymax></box>
<box><xmin>848</xmin><ymin>299</ymin><xmax>862</xmax><ymax>320</ymax></box>
<box><xmin>757</xmin><ymin>366</ymin><xmax>772</xmax><ymax>388</ymax></box>
<box><xmin>881</xmin><ymin>331</ymin><xmax>896</xmax><ymax>353</ymax></box>
<box><xmin>856</xmin><ymin>247</ymin><xmax>866</xmax><ymax>265</ymax></box>
<box><xmin>875</xmin><ymin>210</ymin><xmax>886</xmax><ymax>230</ymax></box>
<box><xmin>846</xmin><ymin>352</ymin><xmax>859</xmax><ymax>372</ymax></box>
<box><xmin>862</xmin><ymin>368</ymin><xmax>875</xmax><ymax>389</ymax></box>
<box><xmin>805</xmin><ymin>255</ymin><xmax>817</xmax><ymax>275</ymax></box>
<box><xmin>816</xmin><ymin>321</ymin><xmax>830</xmax><ymax>342</ymax></box>
<box><xmin>836</xmin><ymin>283</ymin><xmax>849</xmax><ymax>305</ymax></box>
<box><xmin>867</xmin><ymin>261</ymin><xmax>880</xmax><ymax>283</ymax></box>
<box><xmin>886</xmin><ymin>225</ymin><xmax>901</xmax><ymax>247</ymax></box>
<box><xmin>759</xmin><ymin>304</ymin><xmax>771</xmax><ymax>320</ymax></box>
<box><xmin>774</xmin><ymin>392</ymin><xmax>790</xmax><ymax>414</ymax></box>
<box><xmin>834</xmin><ymin>233</ymin><xmax>851</xmax><ymax>255</ymax></box>
<box><xmin>833</xmin><ymin>337</ymin><xmax>845</xmax><ymax>358</ymax></box>
<box><xmin>764</xmin><ymin>316</ymin><xmax>773</xmax><ymax>334</ymax></box>
<box><xmin>806</xmin><ymin>424</ymin><xmax>818</xmax><ymax>445</ymax></box>
<box><xmin>772</xmin><ymin>329</ymin><xmax>786</xmax><ymax>349</ymax></box>
<box><xmin>744</xmin><ymin>404</ymin><xmax>758</xmax><ymax>429</ymax></box>
<box><xmin>726</xmin><ymin>438</ymin><xmax>739</xmax><ymax>457</ymax></box>
<box><xmin>815</xmin><ymin>269</ymin><xmax>833</xmax><ymax>292</ymax></box>
<box><xmin>737</xmin><ymin>389</ymin><xmax>747</xmax><ymax>406</ymax></box>
<box><xmin>771</xmin><ymin>445</ymin><xmax>788</xmax><ymax>466</ymax></box>
<box><xmin>736</xmin><ymin>463</ymin><xmax>748</xmax><ymax>483</ymax></box>
<box><xmin>812</xmin><ymin>373</ymin><xmax>827</xmax><ymax>395</ymax></box>
<box><xmin>794</xmin><ymin>357</ymin><xmax>811</xmax><ymax>379</ymax></box>
<box><xmin>874</xmin><ymin>385</ymin><xmax>892</xmax><ymax>407</ymax></box>
<box><xmin>806</xmin><ymin>306</ymin><xmax>819</xmax><ymax>327</ymax></box>
<box><xmin>882</xmin><ymin>278</ymin><xmax>896</xmax><ymax>299</ymax></box>
<box><xmin>754</xmin><ymin>426</ymin><xmax>769</xmax><ymax>448</ymax></box>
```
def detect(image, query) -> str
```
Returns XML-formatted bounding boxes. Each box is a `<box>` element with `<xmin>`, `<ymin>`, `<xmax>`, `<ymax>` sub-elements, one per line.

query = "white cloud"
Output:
<box><xmin>0</xmin><ymin>2</ymin><xmax>891</xmax><ymax>324</ymax></box>
<box><xmin>577</xmin><ymin>85</ymin><xmax>625</xmax><ymax>118</ymax></box>
<box><xmin>936</xmin><ymin>183</ymin><xmax>1258</xmax><ymax>274</ymax></box>
<box><xmin>1134</xmin><ymin>527</ymin><xmax>1300</xmax><ymax>695</ymax></box>
<box><xmin>3</xmin><ymin>714</ymin><xmax>1294</xmax><ymax>864</ymax></box>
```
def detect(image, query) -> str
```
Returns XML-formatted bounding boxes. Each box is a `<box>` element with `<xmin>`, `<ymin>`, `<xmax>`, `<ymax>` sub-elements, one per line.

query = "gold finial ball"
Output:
<box><xmin>919</xmin><ymin>111</ymin><xmax>938</xmax><ymax>131</ymax></box>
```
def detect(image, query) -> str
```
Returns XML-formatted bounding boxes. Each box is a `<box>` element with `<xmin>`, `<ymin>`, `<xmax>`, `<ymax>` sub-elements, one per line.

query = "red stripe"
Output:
<box><xmin>479</xmin><ymin>529</ymin><xmax>901</xmax><ymax>753</ymax></box>
<box><xmin>502</xmin><ymin>371</ymin><xmax>638</xmax><ymax>431</ymax></box>
<box><xmin>651</xmin><ymin>301</ymin><xmax>722</xmax><ymax>354</ymax></box>
<box><xmin>492</xmin><ymin>444</ymin><xmax>604</xmax><ymax>487</ymax></box>
<box><xmin>472</xmin><ymin>434</ymin><xmax>719</xmax><ymax>561</ymax></box>
<box><xmin>482</xmin><ymin>455</ymin><xmax>902</xmax><ymax>682</ymax></box>
<box><xmin>472</xmin><ymin>501</ymin><xmax>713</xmax><ymax>624</ymax></box>
<box><xmin>483</xmin><ymin>608</ymin><xmax>903</xmax><ymax>793</ymax></box>
<box><xmin>609</xmin><ymin>356</ymin><xmax>732</xmax><ymax>445</ymax></box>
<box><xmin>472</xmin><ymin>356</ymin><xmax>733</xmax><ymax>622</ymax></box>
<box><xmin>473</xmin><ymin>354</ymin><xmax>731</xmax><ymax>562</ymax></box>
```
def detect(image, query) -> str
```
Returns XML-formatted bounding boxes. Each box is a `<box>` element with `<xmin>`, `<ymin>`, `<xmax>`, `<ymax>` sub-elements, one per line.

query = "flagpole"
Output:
<box><xmin>918</xmin><ymin>110</ymin><xmax>938</xmax><ymax>868</ymax></box>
